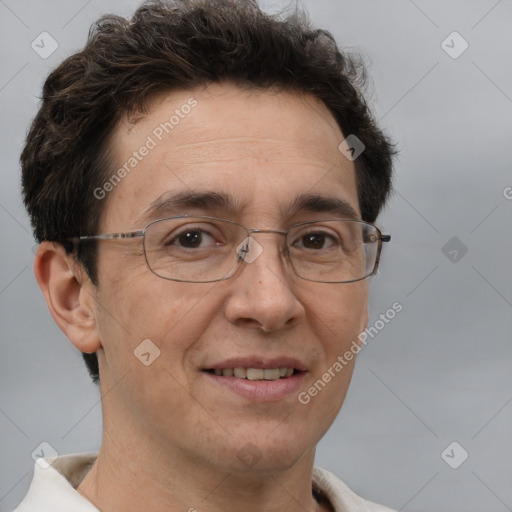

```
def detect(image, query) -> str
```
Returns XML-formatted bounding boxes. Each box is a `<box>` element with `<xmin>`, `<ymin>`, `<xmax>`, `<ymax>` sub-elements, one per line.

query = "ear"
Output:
<box><xmin>34</xmin><ymin>241</ymin><xmax>102</xmax><ymax>353</ymax></box>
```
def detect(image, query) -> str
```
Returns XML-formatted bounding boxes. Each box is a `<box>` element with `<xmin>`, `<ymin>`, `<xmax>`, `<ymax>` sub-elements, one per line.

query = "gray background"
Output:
<box><xmin>1</xmin><ymin>0</ymin><xmax>511</xmax><ymax>511</ymax></box>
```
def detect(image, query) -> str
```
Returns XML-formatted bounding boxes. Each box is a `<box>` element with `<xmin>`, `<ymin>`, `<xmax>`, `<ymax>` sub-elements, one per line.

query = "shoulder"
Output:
<box><xmin>313</xmin><ymin>466</ymin><xmax>397</xmax><ymax>512</ymax></box>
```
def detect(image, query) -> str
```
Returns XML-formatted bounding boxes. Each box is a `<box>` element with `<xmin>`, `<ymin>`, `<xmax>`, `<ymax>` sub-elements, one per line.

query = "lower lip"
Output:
<box><xmin>203</xmin><ymin>371</ymin><xmax>306</xmax><ymax>401</ymax></box>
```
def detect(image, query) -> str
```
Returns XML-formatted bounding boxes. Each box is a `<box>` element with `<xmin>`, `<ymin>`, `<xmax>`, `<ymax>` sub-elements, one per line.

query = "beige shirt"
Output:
<box><xmin>13</xmin><ymin>453</ymin><xmax>396</xmax><ymax>512</ymax></box>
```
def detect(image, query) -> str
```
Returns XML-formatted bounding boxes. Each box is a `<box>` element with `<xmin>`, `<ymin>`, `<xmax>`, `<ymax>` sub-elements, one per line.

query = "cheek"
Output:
<box><xmin>301</xmin><ymin>287</ymin><xmax>367</xmax><ymax>432</ymax></box>
<box><xmin>95</xmin><ymin>268</ymin><xmax>222</xmax><ymax>368</ymax></box>
<box><xmin>306</xmin><ymin>282</ymin><xmax>369</xmax><ymax>343</ymax></box>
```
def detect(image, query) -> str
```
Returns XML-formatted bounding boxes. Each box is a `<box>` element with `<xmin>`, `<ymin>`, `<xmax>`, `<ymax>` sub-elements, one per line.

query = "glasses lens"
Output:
<box><xmin>144</xmin><ymin>217</ymin><xmax>247</xmax><ymax>282</ymax></box>
<box><xmin>287</xmin><ymin>220</ymin><xmax>380</xmax><ymax>283</ymax></box>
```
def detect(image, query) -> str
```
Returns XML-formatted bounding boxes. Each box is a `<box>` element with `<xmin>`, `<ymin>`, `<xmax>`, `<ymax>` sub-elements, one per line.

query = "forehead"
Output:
<box><xmin>101</xmin><ymin>83</ymin><xmax>359</xmax><ymax>230</ymax></box>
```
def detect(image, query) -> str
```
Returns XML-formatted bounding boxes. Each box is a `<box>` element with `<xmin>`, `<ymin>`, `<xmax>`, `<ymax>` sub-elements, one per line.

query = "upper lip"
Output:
<box><xmin>204</xmin><ymin>357</ymin><xmax>308</xmax><ymax>372</ymax></box>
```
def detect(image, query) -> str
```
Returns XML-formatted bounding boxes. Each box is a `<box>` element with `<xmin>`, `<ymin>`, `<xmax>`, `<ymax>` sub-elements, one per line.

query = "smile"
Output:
<box><xmin>205</xmin><ymin>367</ymin><xmax>296</xmax><ymax>380</ymax></box>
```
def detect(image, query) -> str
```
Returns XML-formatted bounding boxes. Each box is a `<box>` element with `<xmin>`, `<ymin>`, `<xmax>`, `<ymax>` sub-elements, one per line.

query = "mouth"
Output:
<box><xmin>201</xmin><ymin>360</ymin><xmax>306</xmax><ymax>401</ymax></box>
<box><xmin>204</xmin><ymin>367</ymin><xmax>297</xmax><ymax>380</ymax></box>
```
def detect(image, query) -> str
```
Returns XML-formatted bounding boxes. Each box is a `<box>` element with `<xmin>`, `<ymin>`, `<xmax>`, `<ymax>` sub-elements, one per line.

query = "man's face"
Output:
<box><xmin>90</xmin><ymin>83</ymin><xmax>368</xmax><ymax>472</ymax></box>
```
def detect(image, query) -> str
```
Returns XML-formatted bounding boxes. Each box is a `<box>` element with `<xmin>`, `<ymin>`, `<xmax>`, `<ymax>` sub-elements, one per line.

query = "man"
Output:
<box><xmin>17</xmin><ymin>0</ymin><xmax>396</xmax><ymax>510</ymax></box>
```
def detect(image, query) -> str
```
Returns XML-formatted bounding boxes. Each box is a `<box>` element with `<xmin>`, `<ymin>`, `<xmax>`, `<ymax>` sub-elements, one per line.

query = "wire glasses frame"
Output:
<box><xmin>74</xmin><ymin>215</ymin><xmax>391</xmax><ymax>284</ymax></box>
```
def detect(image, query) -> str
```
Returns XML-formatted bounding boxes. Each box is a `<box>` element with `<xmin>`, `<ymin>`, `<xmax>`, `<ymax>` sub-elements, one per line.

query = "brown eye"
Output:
<box><xmin>177</xmin><ymin>230</ymin><xmax>204</xmax><ymax>248</ymax></box>
<box><xmin>164</xmin><ymin>228</ymin><xmax>217</xmax><ymax>249</ymax></box>
<box><xmin>294</xmin><ymin>231</ymin><xmax>337</xmax><ymax>250</ymax></box>
<box><xmin>302</xmin><ymin>233</ymin><xmax>327</xmax><ymax>249</ymax></box>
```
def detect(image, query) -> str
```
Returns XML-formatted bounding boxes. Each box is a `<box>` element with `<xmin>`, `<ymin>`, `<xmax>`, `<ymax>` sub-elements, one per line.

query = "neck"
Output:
<box><xmin>77</xmin><ymin>439</ymin><xmax>327</xmax><ymax>512</ymax></box>
<box><xmin>76</xmin><ymin>373</ymin><xmax>332</xmax><ymax>512</ymax></box>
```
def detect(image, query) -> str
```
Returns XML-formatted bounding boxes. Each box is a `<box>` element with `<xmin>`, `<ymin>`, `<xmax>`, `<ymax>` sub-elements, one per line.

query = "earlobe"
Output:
<box><xmin>34</xmin><ymin>242</ymin><xmax>102</xmax><ymax>354</ymax></box>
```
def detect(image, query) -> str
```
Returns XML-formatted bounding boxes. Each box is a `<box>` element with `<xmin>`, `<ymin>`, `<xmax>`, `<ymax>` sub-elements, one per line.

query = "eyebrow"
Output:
<box><xmin>282</xmin><ymin>193</ymin><xmax>360</xmax><ymax>221</ymax></box>
<box><xmin>135</xmin><ymin>190</ymin><xmax>360</xmax><ymax>226</ymax></box>
<box><xmin>136</xmin><ymin>190</ymin><xmax>243</xmax><ymax>225</ymax></box>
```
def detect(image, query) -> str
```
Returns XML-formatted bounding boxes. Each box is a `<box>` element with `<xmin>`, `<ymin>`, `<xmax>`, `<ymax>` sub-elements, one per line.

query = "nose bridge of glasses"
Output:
<box><xmin>247</xmin><ymin>228</ymin><xmax>289</xmax><ymax>252</ymax></box>
<box><xmin>236</xmin><ymin>228</ymin><xmax>289</xmax><ymax>264</ymax></box>
<box><xmin>248</xmin><ymin>227</ymin><xmax>287</xmax><ymax>237</ymax></box>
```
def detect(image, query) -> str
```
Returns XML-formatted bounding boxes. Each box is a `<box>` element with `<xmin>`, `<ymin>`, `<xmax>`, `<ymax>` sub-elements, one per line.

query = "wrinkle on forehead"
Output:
<box><xmin>101</xmin><ymin>83</ymin><xmax>358</xmax><ymax>231</ymax></box>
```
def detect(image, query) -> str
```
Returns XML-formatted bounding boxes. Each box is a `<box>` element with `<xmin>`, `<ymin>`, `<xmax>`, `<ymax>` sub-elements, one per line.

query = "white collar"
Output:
<box><xmin>14</xmin><ymin>453</ymin><xmax>395</xmax><ymax>512</ymax></box>
<box><xmin>14</xmin><ymin>453</ymin><xmax>99</xmax><ymax>511</ymax></box>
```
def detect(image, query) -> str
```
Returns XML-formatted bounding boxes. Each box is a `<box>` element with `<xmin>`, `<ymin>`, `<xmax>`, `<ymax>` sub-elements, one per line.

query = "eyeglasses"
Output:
<box><xmin>75</xmin><ymin>216</ymin><xmax>390</xmax><ymax>283</ymax></box>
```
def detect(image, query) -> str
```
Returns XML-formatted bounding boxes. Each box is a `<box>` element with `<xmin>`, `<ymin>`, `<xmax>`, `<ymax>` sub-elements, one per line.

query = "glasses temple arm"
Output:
<box><xmin>78</xmin><ymin>230</ymin><xmax>145</xmax><ymax>241</ymax></box>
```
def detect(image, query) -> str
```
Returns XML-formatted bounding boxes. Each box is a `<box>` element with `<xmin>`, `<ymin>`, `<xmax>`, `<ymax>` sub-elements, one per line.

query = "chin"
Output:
<box><xmin>222</xmin><ymin>434</ymin><xmax>314</xmax><ymax>475</ymax></box>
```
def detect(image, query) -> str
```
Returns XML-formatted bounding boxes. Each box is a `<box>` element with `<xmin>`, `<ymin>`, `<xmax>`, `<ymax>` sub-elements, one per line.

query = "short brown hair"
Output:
<box><xmin>21</xmin><ymin>0</ymin><xmax>395</xmax><ymax>384</ymax></box>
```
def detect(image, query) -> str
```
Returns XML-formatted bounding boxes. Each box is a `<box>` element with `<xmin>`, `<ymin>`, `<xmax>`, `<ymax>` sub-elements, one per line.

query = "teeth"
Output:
<box><xmin>247</xmin><ymin>368</ymin><xmax>264</xmax><ymax>380</ymax></box>
<box><xmin>263</xmin><ymin>368</ymin><xmax>280</xmax><ymax>380</ymax></box>
<box><xmin>211</xmin><ymin>367</ymin><xmax>296</xmax><ymax>380</ymax></box>
<box><xmin>234</xmin><ymin>367</ymin><xmax>247</xmax><ymax>378</ymax></box>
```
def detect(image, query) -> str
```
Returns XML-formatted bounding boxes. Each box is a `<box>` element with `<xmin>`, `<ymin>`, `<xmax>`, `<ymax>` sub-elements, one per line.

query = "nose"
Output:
<box><xmin>224</xmin><ymin>234</ymin><xmax>305</xmax><ymax>332</ymax></box>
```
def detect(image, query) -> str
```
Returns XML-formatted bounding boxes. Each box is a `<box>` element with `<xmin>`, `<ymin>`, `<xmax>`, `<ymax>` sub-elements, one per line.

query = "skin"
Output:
<box><xmin>35</xmin><ymin>83</ymin><xmax>369</xmax><ymax>512</ymax></box>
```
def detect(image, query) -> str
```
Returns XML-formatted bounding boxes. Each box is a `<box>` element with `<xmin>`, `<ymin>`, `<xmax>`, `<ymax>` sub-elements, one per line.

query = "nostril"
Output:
<box><xmin>236</xmin><ymin>317</ymin><xmax>265</xmax><ymax>329</ymax></box>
